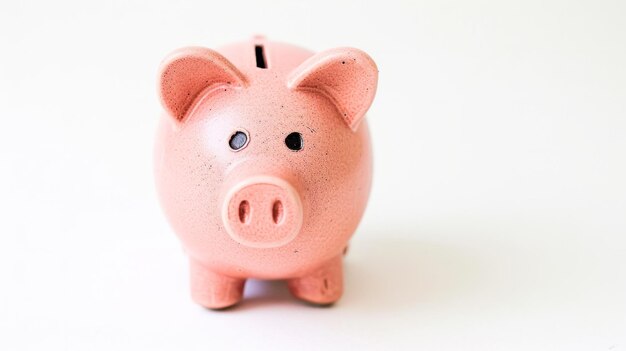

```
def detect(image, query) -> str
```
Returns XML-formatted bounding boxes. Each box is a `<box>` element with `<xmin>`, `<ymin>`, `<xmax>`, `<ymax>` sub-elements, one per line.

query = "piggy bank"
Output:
<box><xmin>154</xmin><ymin>37</ymin><xmax>378</xmax><ymax>309</ymax></box>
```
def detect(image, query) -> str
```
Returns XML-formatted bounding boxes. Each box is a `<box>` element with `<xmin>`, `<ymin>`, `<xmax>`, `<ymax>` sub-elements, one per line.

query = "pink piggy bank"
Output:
<box><xmin>154</xmin><ymin>37</ymin><xmax>378</xmax><ymax>309</ymax></box>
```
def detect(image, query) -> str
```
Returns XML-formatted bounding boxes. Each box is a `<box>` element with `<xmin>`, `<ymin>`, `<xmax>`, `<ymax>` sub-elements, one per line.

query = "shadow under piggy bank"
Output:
<box><xmin>230</xmin><ymin>226</ymin><xmax>480</xmax><ymax>312</ymax></box>
<box><xmin>342</xmin><ymin>233</ymin><xmax>480</xmax><ymax>314</ymax></box>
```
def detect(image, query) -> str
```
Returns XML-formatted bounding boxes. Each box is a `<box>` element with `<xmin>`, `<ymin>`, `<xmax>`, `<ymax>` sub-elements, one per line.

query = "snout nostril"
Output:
<box><xmin>223</xmin><ymin>177</ymin><xmax>303</xmax><ymax>248</ymax></box>
<box><xmin>239</xmin><ymin>200</ymin><xmax>250</xmax><ymax>224</ymax></box>
<box><xmin>272</xmin><ymin>200</ymin><xmax>284</xmax><ymax>224</ymax></box>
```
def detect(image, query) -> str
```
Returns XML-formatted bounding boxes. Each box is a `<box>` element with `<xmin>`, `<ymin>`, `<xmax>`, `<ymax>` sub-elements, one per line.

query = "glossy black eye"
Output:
<box><xmin>229</xmin><ymin>131</ymin><xmax>249</xmax><ymax>151</ymax></box>
<box><xmin>285</xmin><ymin>132</ymin><xmax>303</xmax><ymax>151</ymax></box>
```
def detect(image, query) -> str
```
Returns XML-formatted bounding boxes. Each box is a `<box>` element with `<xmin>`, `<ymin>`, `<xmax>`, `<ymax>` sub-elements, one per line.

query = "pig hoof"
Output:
<box><xmin>191</xmin><ymin>285</ymin><xmax>244</xmax><ymax>310</ymax></box>
<box><xmin>192</xmin><ymin>290</ymin><xmax>243</xmax><ymax>310</ymax></box>
<box><xmin>189</xmin><ymin>260</ymin><xmax>245</xmax><ymax>310</ymax></box>
<box><xmin>200</xmin><ymin>299</ymin><xmax>241</xmax><ymax>310</ymax></box>
<box><xmin>287</xmin><ymin>255</ymin><xmax>344</xmax><ymax>305</ymax></box>
<box><xmin>287</xmin><ymin>279</ymin><xmax>343</xmax><ymax>305</ymax></box>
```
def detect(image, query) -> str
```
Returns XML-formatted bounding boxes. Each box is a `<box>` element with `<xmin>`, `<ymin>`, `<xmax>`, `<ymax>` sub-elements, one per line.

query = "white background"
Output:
<box><xmin>1</xmin><ymin>0</ymin><xmax>625</xmax><ymax>350</ymax></box>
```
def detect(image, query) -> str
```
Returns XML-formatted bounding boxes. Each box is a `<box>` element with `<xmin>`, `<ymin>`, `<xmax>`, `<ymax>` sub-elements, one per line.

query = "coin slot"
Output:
<box><xmin>255</xmin><ymin>45</ymin><xmax>267</xmax><ymax>69</ymax></box>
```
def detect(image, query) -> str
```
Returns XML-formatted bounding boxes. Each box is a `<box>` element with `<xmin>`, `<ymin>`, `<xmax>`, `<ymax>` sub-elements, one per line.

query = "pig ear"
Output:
<box><xmin>287</xmin><ymin>48</ymin><xmax>378</xmax><ymax>131</ymax></box>
<box><xmin>159</xmin><ymin>47</ymin><xmax>247</xmax><ymax>122</ymax></box>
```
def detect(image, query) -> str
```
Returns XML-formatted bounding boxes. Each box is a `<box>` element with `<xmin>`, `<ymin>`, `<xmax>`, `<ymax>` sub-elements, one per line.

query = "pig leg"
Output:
<box><xmin>287</xmin><ymin>254</ymin><xmax>343</xmax><ymax>305</ymax></box>
<box><xmin>189</xmin><ymin>259</ymin><xmax>245</xmax><ymax>309</ymax></box>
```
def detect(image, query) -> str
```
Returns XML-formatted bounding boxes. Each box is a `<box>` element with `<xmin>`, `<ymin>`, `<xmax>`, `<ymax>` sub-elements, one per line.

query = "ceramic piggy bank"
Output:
<box><xmin>154</xmin><ymin>37</ymin><xmax>378</xmax><ymax>309</ymax></box>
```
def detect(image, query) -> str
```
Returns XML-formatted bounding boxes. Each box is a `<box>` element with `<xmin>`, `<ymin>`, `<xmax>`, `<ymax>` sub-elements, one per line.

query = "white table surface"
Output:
<box><xmin>1</xmin><ymin>0</ymin><xmax>625</xmax><ymax>350</ymax></box>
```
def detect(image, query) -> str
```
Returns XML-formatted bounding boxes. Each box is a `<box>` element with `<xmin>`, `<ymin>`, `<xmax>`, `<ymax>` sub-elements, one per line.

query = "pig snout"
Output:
<box><xmin>222</xmin><ymin>176</ymin><xmax>303</xmax><ymax>248</ymax></box>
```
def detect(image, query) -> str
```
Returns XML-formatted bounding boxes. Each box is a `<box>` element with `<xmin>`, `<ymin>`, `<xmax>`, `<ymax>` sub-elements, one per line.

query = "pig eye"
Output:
<box><xmin>285</xmin><ymin>132</ymin><xmax>303</xmax><ymax>151</ymax></box>
<box><xmin>229</xmin><ymin>130</ymin><xmax>249</xmax><ymax>151</ymax></box>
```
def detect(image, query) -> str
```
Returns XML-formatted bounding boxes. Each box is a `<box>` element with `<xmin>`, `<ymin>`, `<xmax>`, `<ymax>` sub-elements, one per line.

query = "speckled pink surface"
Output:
<box><xmin>154</xmin><ymin>37</ymin><xmax>378</xmax><ymax>309</ymax></box>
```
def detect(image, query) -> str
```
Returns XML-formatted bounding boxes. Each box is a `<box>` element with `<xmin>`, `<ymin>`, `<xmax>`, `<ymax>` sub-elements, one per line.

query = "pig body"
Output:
<box><xmin>155</xmin><ymin>37</ymin><xmax>378</xmax><ymax>308</ymax></box>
